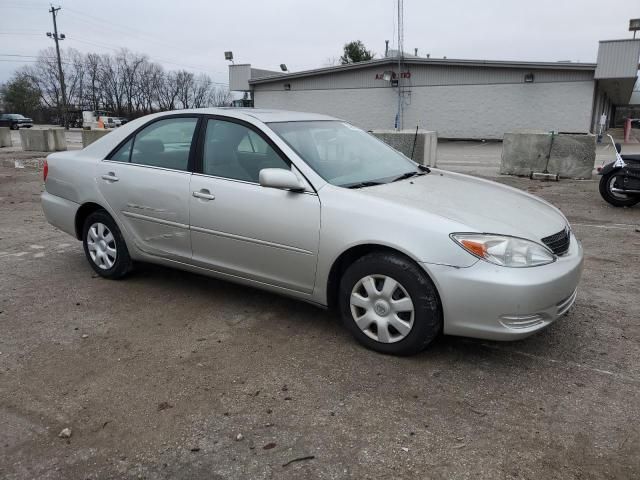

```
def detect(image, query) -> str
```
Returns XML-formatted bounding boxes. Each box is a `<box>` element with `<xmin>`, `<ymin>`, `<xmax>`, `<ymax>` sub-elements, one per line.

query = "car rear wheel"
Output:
<box><xmin>339</xmin><ymin>252</ymin><xmax>442</xmax><ymax>355</ymax></box>
<box><xmin>82</xmin><ymin>210</ymin><xmax>132</xmax><ymax>279</ymax></box>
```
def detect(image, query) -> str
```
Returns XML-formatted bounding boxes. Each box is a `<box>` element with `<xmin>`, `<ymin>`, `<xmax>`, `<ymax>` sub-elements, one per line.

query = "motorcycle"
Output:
<box><xmin>598</xmin><ymin>135</ymin><xmax>640</xmax><ymax>207</ymax></box>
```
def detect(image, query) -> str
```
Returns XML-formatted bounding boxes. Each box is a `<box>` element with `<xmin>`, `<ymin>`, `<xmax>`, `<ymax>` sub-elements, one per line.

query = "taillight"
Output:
<box><xmin>43</xmin><ymin>159</ymin><xmax>48</xmax><ymax>182</ymax></box>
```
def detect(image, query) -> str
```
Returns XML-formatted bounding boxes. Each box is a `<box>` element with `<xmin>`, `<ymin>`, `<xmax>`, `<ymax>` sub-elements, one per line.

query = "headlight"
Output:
<box><xmin>451</xmin><ymin>233</ymin><xmax>556</xmax><ymax>267</ymax></box>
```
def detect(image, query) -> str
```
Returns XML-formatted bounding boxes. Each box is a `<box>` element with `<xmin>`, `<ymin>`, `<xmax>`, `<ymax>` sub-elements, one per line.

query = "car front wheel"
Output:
<box><xmin>82</xmin><ymin>210</ymin><xmax>132</xmax><ymax>279</ymax></box>
<box><xmin>339</xmin><ymin>252</ymin><xmax>442</xmax><ymax>356</ymax></box>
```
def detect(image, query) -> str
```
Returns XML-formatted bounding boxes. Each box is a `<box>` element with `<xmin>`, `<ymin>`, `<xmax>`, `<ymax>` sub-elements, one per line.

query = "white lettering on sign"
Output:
<box><xmin>375</xmin><ymin>71</ymin><xmax>411</xmax><ymax>80</ymax></box>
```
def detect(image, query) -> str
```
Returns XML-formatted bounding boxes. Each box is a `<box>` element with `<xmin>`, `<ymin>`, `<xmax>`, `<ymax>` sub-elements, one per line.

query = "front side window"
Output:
<box><xmin>202</xmin><ymin>119</ymin><xmax>289</xmax><ymax>182</ymax></box>
<box><xmin>121</xmin><ymin>117</ymin><xmax>198</xmax><ymax>171</ymax></box>
<box><xmin>268</xmin><ymin>121</ymin><xmax>418</xmax><ymax>187</ymax></box>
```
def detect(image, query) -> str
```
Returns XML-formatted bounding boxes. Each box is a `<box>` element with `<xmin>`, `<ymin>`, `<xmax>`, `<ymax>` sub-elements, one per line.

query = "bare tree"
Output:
<box><xmin>191</xmin><ymin>74</ymin><xmax>212</xmax><ymax>108</ymax></box>
<box><xmin>209</xmin><ymin>86</ymin><xmax>231</xmax><ymax>107</ymax></box>
<box><xmin>14</xmin><ymin>46</ymin><xmax>229</xmax><ymax>118</ymax></box>
<box><xmin>157</xmin><ymin>71</ymin><xmax>180</xmax><ymax>111</ymax></box>
<box><xmin>84</xmin><ymin>53</ymin><xmax>102</xmax><ymax>110</ymax></box>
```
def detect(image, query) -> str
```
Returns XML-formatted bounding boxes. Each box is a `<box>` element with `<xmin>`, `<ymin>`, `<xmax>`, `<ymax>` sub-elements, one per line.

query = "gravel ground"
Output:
<box><xmin>0</xmin><ymin>141</ymin><xmax>639</xmax><ymax>479</ymax></box>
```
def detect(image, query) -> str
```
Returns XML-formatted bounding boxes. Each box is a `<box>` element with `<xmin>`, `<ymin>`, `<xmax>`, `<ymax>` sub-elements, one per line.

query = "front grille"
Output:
<box><xmin>542</xmin><ymin>228</ymin><xmax>570</xmax><ymax>256</ymax></box>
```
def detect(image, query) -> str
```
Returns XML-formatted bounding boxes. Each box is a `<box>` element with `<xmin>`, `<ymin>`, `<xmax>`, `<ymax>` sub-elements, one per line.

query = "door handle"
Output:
<box><xmin>192</xmin><ymin>190</ymin><xmax>215</xmax><ymax>200</ymax></box>
<box><xmin>101</xmin><ymin>172</ymin><xmax>119</xmax><ymax>182</ymax></box>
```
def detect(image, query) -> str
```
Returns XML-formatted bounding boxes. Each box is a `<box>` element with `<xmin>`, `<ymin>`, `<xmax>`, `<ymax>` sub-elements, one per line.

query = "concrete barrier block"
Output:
<box><xmin>371</xmin><ymin>129</ymin><xmax>438</xmax><ymax>166</ymax></box>
<box><xmin>50</xmin><ymin>128</ymin><xmax>67</xmax><ymax>151</ymax></box>
<box><xmin>0</xmin><ymin>127</ymin><xmax>11</xmax><ymax>147</ymax></box>
<box><xmin>82</xmin><ymin>128</ymin><xmax>111</xmax><ymax>148</ymax></box>
<box><xmin>19</xmin><ymin>129</ymin><xmax>56</xmax><ymax>152</ymax></box>
<box><xmin>500</xmin><ymin>131</ymin><xmax>595</xmax><ymax>179</ymax></box>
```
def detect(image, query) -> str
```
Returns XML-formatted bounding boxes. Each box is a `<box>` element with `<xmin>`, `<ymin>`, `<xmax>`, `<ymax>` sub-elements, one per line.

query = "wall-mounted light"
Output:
<box><xmin>224</xmin><ymin>51</ymin><xmax>234</xmax><ymax>64</ymax></box>
<box><xmin>284</xmin><ymin>83</ymin><xmax>291</xmax><ymax>91</ymax></box>
<box><xmin>382</xmin><ymin>70</ymin><xmax>393</xmax><ymax>82</ymax></box>
<box><xmin>524</xmin><ymin>73</ymin><xmax>535</xmax><ymax>83</ymax></box>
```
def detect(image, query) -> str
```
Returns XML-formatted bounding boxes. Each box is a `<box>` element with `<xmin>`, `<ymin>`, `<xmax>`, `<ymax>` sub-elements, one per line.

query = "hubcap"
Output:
<box><xmin>86</xmin><ymin>222</ymin><xmax>117</xmax><ymax>270</ymax></box>
<box><xmin>350</xmin><ymin>274</ymin><xmax>415</xmax><ymax>344</ymax></box>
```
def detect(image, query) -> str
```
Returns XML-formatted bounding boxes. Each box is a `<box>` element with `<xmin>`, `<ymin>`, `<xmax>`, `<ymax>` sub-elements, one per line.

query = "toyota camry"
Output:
<box><xmin>41</xmin><ymin>108</ymin><xmax>583</xmax><ymax>355</ymax></box>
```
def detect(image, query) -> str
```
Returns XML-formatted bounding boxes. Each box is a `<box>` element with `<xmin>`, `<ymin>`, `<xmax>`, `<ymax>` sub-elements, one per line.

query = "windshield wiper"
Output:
<box><xmin>345</xmin><ymin>181</ymin><xmax>384</xmax><ymax>189</ymax></box>
<box><xmin>391</xmin><ymin>171</ymin><xmax>426</xmax><ymax>183</ymax></box>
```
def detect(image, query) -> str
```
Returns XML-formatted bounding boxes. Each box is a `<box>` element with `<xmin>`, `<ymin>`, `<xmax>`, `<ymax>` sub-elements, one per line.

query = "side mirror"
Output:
<box><xmin>259</xmin><ymin>168</ymin><xmax>305</xmax><ymax>192</ymax></box>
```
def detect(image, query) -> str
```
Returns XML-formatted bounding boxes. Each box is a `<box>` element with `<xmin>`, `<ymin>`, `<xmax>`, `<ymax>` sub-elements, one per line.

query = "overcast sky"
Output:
<box><xmin>1</xmin><ymin>0</ymin><xmax>638</xmax><ymax>85</ymax></box>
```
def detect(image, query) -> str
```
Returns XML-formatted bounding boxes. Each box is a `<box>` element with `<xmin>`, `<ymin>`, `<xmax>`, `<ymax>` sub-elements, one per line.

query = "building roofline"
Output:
<box><xmin>248</xmin><ymin>57</ymin><xmax>597</xmax><ymax>84</ymax></box>
<box><xmin>598</xmin><ymin>38</ymin><xmax>640</xmax><ymax>44</ymax></box>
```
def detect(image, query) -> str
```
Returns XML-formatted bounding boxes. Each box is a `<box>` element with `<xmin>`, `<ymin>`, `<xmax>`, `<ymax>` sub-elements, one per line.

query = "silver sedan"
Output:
<box><xmin>41</xmin><ymin>108</ymin><xmax>583</xmax><ymax>355</ymax></box>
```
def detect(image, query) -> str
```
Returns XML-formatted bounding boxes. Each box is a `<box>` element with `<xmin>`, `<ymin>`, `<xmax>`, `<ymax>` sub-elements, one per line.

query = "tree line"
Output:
<box><xmin>0</xmin><ymin>47</ymin><xmax>231</xmax><ymax>123</ymax></box>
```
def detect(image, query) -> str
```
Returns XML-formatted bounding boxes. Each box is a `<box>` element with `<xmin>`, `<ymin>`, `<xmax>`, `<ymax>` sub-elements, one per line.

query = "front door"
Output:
<box><xmin>189</xmin><ymin>118</ymin><xmax>320</xmax><ymax>293</ymax></box>
<box><xmin>98</xmin><ymin>116</ymin><xmax>199</xmax><ymax>260</ymax></box>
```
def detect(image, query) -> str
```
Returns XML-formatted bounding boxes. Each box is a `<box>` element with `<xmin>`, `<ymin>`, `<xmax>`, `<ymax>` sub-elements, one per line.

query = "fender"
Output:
<box><xmin>599</xmin><ymin>162</ymin><xmax>621</xmax><ymax>176</ymax></box>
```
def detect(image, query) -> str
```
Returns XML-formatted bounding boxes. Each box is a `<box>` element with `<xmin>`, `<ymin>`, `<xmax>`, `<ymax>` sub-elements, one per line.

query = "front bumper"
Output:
<box><xmin>424</xmin><ymin>232</ymin><xmax>584</xmax><ymax>340</ymax></box>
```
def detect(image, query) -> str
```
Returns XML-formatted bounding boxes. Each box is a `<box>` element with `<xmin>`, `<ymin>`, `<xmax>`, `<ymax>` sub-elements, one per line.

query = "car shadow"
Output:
<box><xmin>118</xmin><ymin>261</ymin><xmax>566</xmax><ymax>371</ymax></box>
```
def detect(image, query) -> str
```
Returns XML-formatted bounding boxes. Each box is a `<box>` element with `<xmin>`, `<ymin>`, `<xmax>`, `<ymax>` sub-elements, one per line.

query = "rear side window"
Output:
<box><xmin>109</xmin><ymin>117</ymin><xmax>198</xmax><ymax>171</ymax></box>
<box><xmin>110</xmin><ymin>139</ymin><xmax>132</xmax><ymax>162</ymax></box>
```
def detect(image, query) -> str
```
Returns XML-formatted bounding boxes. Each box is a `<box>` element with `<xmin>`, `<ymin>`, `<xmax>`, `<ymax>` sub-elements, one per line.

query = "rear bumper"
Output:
<box><xmin>41</xmin><ymin>191</ymin><xmax>79</xmax><ymax>238</ymax></box>
<box><xmin>424</xmin><ymin>232</ymin><xmax>584</xmax><ymax>340</ymax></box>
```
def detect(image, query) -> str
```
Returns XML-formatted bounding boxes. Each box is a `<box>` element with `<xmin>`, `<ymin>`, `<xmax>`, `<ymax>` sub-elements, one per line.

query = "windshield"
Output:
<box><xmin>268</xmin><ymin>121</ymin><xmax>420</xmax><ymax>187</ymax></box>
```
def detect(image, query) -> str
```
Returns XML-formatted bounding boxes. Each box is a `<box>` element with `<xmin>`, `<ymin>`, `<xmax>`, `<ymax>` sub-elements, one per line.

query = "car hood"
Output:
<box><xmin>360</xmin><ymin>170</ymin><xmax>568</xmax><ymax>242</ymax></box>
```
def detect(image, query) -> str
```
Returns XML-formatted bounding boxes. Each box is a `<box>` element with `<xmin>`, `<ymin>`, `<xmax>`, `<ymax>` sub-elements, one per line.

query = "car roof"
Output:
<box><xmin>153</xmin><ymin>107</ymin><xmax>341</xmax><ymax>123</ymax></box>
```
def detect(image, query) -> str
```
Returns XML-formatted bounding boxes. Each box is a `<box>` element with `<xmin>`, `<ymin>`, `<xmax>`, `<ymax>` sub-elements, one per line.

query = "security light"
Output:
<box><xmin>46</xmin><ymin>32</ymin><xmax>52</xmax><ymax>37</ymax></box>
<box><xmin>630</xmin><ymin>18</ymin><xmax>640</xmax><ymax>38</ymax></box>
<box><xmin>524</xmin><ymin>73</ymin><xmax>534</xmax><ymax>83</ymax></box>
<box><xmin>284</xmin><ymin>83</ymin><xmax>291</xmax><ymax>91</ymax></box>
<box><xmin>60</xmin><ymin>34</ymin><xmax>65</xmax><ymax>39</ymax></box>
<box><xmin>382</xmin><ymin>70</ymin><xmax>393</xmax><ymax>82</ymax></box>
<box><xmin>280</xmin><ymin>64</ymin><xmax>288</xmax><ymax>72</ymax></box>
<box><xmin>224</xmin><ymin>51</ymin><xmax>233</xmax><ymax>61</ymax></box>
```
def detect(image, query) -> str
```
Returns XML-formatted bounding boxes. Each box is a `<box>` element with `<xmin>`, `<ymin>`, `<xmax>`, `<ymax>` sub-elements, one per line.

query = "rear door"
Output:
<box><xmin>189</xmin><ymin>117</ymin><xmax>320</xmax><ymax>293</ymax></box>
<box><xmin>98</xmin><ymin>115</ymin><xmax>199</xmax><ymax>260</ymax></box>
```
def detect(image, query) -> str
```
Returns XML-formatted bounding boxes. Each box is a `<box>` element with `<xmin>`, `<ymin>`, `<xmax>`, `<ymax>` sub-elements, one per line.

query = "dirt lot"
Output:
<box><xmin>1</xmin><ymin>145</ymin><xmax>639</xmax><ymax>479</ymax></box>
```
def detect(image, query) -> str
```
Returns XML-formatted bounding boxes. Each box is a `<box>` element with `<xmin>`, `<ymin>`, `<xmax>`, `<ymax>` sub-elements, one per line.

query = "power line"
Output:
<box><xmin>0</xmin><ymin>32</ymin><xmax>43</xmax><ymax>37</ymax></box>
<box><xmin>59</xmin><ymin>9</ymin><xmax>225</xmax><ymax>74</ymax></box>
<box><xmin>62</xmin><ymin>8</ymin><xmax>189</xmax><ymax>55</ymax></box>
<box><xmin>62</xmin><ymin>36</ymin><xmax>228</xmax><ymax>85</ymax></box>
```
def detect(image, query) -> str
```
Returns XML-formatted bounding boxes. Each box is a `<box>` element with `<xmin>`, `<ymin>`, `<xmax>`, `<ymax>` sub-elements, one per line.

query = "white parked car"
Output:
<box><xmin>41</xmin><ymin>108</ymin><xmax>583</xmax><ymax>355</ymax></box>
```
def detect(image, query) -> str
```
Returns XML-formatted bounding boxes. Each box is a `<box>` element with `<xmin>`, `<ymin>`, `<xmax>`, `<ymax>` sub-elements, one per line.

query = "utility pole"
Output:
<box><xmin>47</xmin><ymin>6</ymin><xmax>68</xmax><ymax>130</ymax></box>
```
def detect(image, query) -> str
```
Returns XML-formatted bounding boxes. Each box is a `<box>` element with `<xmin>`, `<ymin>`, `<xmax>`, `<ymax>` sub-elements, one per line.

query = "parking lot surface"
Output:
<box><xmin>1</xmin><ymin>147</ymin><xmax>639</xmax><ymax>479</ymax></box>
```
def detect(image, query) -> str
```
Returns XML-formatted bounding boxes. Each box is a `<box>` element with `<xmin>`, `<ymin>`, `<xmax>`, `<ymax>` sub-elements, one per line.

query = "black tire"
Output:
<box><xmin>338</xmin><ymin>252</ymin><xmax>442</xmax><ymax>356</ymax></box>
<box><xmin>599</xmin><ymin>173</ymin><xmax>640</xmax><ymax>207</ymax></box>
<box><xmin>82</xmin><ymin>210</ymin><xmax>132</xmax><ymax>279</ymax></box>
